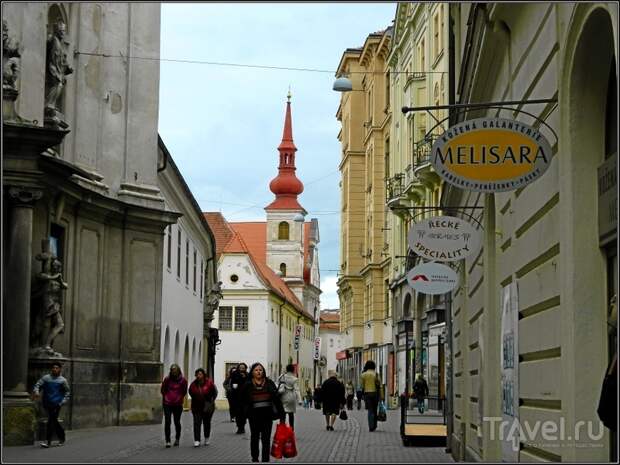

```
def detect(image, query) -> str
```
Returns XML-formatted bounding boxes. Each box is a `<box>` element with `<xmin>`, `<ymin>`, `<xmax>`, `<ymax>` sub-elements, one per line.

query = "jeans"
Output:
<box><xmin>248</xmin><ymin>414</ymin><xmax>273</xmax><ymax>462</ymax></box>
<box><xmin>192</xmin><ymin>409</ymin><xmax>214</xmax><ymax>441</ymax></box>
<box><xmin>356</xmin><ymin>397</ymin><xmax>362</xmax><ymax>410</ymax></box>
<box><xmin>45</xmin><ymin>404</ymin><xmax>65</xmax><ymax>443</ymax></box>
<box><xmin>346</xmin><ymin>395</ymin><xmax>354</xmax><ymax>410</ymax></box>
<box><xmin>163</xmin><ymin>404</ymin><xmax>183</xmax><ymax>441</ymax></box>
<box><xmin>417</xmin><ymin>397</ymin><xmax>426</xmax><ymax>414</ymax></box>
<box><xmin>364</xmin><ymin>393</ymin><xmax>379</xmax><ymax>431</ymax></box>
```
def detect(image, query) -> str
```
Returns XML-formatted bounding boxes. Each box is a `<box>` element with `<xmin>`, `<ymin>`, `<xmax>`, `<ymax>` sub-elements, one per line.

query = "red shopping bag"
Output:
<box><xmin>283</xmin><ymin>428</ymin><xmax>297</xmax><ymax>458</ymax></box>
<box><xmin>271</xmin><ymin>423</ymin><xmax>291</xmax><ymax>459</ymax></box>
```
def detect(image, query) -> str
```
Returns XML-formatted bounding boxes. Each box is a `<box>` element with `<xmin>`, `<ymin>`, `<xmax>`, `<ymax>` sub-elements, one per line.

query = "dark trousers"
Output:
<box><xmin>356</xmin><ymin>397</ymin><xmax>362</xmax><ymax>410</ymax></box>
<box><xmin>227</xmin><ymin>396</ymin><xmax>235</xmax><ymax>420</ymax></box>
<box><xmin>364</xmin><ymin>393</ymin><xmax>379</xmax><ymax>431</ymax></box>
<box><xmin>192</xmin><ymin>410</ymin><xmax>214</xmax><ymax>441</ymax></box>
<box><xmin>235</xmin><ymin>406</ymin><xmax>247</xmax><ymax>432</ymax></box>
<box><xmin>248</xmin><ymin>415</ymin><xmax>273</xmax><ymax>462</ymax></box>
<box><xmin>346</xmin><ymin>395</ymin><xmax>354</xmax><ymax>410</ymax></box>
<box><xmin>163</xmin><ymin>404</ymin><xmax>183</xmax><ymax>441</ymax></box>
<box><xmin>286</xmin><ymin>412</ymin><xmax>295</xmax><ymax>430</ymax></box>
<box><xmin>45</xmin><ymin>404</ymin><xmax>65</xmax><ymax>443</ymax></box>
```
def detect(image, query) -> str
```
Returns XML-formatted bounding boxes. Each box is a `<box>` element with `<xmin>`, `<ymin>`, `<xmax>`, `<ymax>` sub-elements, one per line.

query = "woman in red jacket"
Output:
<box><xmin>161</xmin><ymin>364</ymin><xmax>188</xmax><ymax>447</ymax></box>
<box><xmin>189</xmin><ymin>368</ymin><xmax>218</xmax><ymax>447</ymax></box>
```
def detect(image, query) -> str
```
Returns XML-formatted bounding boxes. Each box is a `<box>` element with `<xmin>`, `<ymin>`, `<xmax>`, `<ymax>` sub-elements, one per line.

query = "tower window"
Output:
<box><xmin>280</xmin><ymin>263</ymin><xmax>287</xmax><ymax>277</ymax></box>
<box><xmin>278</xmin><ymin>221</ymin><xmax>290</xmax><ymax>240</ymax></box>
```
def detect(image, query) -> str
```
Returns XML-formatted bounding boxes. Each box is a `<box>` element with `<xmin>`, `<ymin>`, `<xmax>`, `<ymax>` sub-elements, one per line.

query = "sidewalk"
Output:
<box><xmin>3</xmin><ymin>408</ymin><xmax>454</xmax><ymax>463</ymax></box>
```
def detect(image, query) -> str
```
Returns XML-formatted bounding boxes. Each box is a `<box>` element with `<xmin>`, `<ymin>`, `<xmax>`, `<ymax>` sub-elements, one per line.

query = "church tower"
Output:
<box><xmin>265</xmin><ymin>91</ymin><xmax>306</xmax><ymax>299</ymax></box>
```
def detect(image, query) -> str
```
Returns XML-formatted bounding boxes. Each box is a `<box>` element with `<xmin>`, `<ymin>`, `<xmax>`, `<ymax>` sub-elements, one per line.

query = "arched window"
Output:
<box><xmin>280</xmin><ymin>263</ymin><xmax>287</xmax><ymax>277</ymax></box>
<box><xmin>278</xmin><ymin>221</ymin><xmax>289</xmax><ymax>240</ymax></box>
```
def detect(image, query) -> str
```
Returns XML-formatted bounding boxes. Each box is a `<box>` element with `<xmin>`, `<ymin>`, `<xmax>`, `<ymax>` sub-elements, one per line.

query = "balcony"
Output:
<box><xmin>413</xmin><ymin>134</ymin><xmax>442</xmax><ymax>189</ymax></box>
<box><xmin>402</xmin><ymin>163</ymin><xmax>426</xmax><ymax>204</ymax></box>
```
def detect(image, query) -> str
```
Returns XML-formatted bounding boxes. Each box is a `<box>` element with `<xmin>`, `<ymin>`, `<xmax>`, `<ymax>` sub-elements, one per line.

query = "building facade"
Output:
<box><xmin>447</xmin><ymin>3</ymin><xmax>617</xmax><ymax>462</ymax></box>
<box><xmin>3</xmin><ymin>3</ymin><xmax>174</xmax><ymax>445</ymax></box>
<box><xmin>205</xmin><ymin>96</ymin><xmax>321</xmax><ymax>405</ymax></box>
<box><xmin>385</xmin><ymin>2</ymin><xmax>449</xmax><ymax>406</ymax></box>
<box><xmin>335</xmin><ymin>28</ymin><xmax>394</xmax><ymax>401</ymax></box>
<box><xmin>157</xmin><ymin>137</ymin><xmax>218</xmax><ymax>389</ymax></box>
<box><xmin>318</xmin><ymin>309</ymin><xmax>345</xmax><ymax>383</ymax></box>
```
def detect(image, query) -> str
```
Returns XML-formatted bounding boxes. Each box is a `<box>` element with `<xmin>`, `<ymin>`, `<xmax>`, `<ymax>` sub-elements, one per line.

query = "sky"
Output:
<box><xmin>159</xmin><ymin>2</ymin><xmax>397</xmax><ymax>309</ymax></box>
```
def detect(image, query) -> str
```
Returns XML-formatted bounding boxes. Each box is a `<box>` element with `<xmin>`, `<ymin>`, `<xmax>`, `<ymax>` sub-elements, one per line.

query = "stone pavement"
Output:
<box><xmin>3</xmin><ymin>407</ymin><xmax>454</xmax><ymax>463</ymax></box>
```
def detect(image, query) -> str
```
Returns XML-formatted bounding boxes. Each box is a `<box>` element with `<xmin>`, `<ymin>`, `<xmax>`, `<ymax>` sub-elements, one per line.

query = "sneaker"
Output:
<box><xmin>204</xmin><ymin>438</ymin><xmax>210</xmax><ymax>446</ymax></box>
<box><xmin>40</xmin><ymin>442</ymin><xmax>51</xmax><ymax>448</ymax></box>
<box><xmin>173</xmin><ymin>439</ymin><xmax>179</xmax><ymax>447</ymax></box>
<box><xmin>194</xmin><ymin>441</ymin><xmax>200</xmax><ymax>447</ymax></box>
<box><xmin>165</xmin><ymin>441</ymin><xmax>171</xmax><ymax>448</ymax></box>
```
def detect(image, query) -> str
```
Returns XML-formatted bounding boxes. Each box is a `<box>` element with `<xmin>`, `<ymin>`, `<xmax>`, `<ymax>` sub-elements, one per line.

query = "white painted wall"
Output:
<box><xmin>319</xmin><ymin>327</ymin><xmax>345</xmax><ymax>379</ymax></box>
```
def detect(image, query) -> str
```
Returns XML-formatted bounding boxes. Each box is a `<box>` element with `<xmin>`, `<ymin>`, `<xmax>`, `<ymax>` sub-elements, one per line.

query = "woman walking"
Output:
<box><xmin>277</xmin><ymin>364</ymin><xmax>301</xmax><ymax>430</ymax></box>
<box><xmin>320</xmin><ymin>370</ymin><xmax>345</xmax><ymax>431</ymax></box>
<box><xmin>223</xmin><ymin>367</ymin><xmax>236</xmax><ymax>422</ymax></box>
<box><xmin>240</xmin><ymin>362</ymin><xmax>285</xmax><ymax>462</ymax></box>
<box><xmin>360</xmin><ymin>360</ymin><xmax>382</xmax><ymax>432</ymax></box>
<box><xmin>160</xmin><ymin>364</ymin><xmax>188</xmax><ymax>447</ymax></box>
<box><xmin>189</xmin><ymin>368</ymin><xmax>218</xmax><ymax>447</ymax></box>
<box><xmin>345</xmin><ymin>381</ymin><xmax>355</xmax><ymax>410</ymax></box>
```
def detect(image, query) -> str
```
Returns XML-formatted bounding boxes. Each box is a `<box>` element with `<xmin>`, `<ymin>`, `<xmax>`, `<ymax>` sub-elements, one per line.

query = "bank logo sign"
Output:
<box><xmin>406</xmin><ymin>262</ymin><xmax>459</xmax><ymax>295</ymax></box>
<box><xmin>408</xmin><ymin>215</ymin><xmax>481</xmax><ymax>262</ymax></box>
<box><xmin>431</xmin><ymin>117</ymin><xmax>553</xmax><ymax>192</ymax></box>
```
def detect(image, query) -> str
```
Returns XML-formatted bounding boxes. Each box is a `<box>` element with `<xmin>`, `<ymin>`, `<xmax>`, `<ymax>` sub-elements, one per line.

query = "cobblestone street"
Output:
<box><xmin>3</xmin><ymin>407</ymin><xmax>454</xmax><ymax>463</ymax></box>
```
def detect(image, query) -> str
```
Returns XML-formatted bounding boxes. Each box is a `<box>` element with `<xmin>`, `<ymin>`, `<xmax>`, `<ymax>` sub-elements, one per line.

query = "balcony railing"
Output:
<box><xmin>413</xmin><ymin>133</ymin><xmax>441</xmax><ymax>188</ymax></box>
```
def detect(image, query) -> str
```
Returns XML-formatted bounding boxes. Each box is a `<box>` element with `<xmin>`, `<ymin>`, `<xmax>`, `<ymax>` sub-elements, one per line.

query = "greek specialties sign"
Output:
<box><xmin>408</xmin><ymin>215</ymin><xmax>480</xmax><ymax>262</ymax></box>
<box><xmin>406</xmin><ymin>262</ymin><xmax>459</xmax><ymax>295</ymax></box>
<box><xmin>431</xmin><ymin>117</ymin><xmax>553</xmax><ymax>192</ymax></box>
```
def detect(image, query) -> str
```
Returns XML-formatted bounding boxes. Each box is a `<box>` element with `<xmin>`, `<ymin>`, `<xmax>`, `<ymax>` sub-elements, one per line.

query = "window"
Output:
<box><xmin>278</xmin><ymin>221</ymin><xmax>290</xmax><ymax>240</ymax></box>
<box><xmin>167</xmin><ymin>226</ymin><xmax>172</xmax><ymax>269</ymax></box>
<box><xmin>185</xmin><ymin>240</ymin><xmax>189</xmax><ymax>285</ymax></box>
<box><xmin>193</xmin><ymin>249</ymin><xmax>197</xmax><ymax>292</ymax></box>
<box><xmin>280</xmin><ymin>263</ymin><xmax>287</xmax><ymax>276</ymax></box>
<box><xmin>234</xmin><ymin>307</ymin><xmax>249</xmax><ymax>331</ymax></box>
<box><xmin>219</xmin><ymin>306</ymin><xmax>233</xmax><ymax>331</ymax></box>
<box><xmin>177</xmin><ymin>229</ymin><xmax>182</xmax><ymax>278</ymax></box>
<box><xmin>200</xmin><ymin>259</ymin><xmax>204</xmax><ymax>299</ymax></box>
<box><xmin>434</xmin><ymin>12</ymin><xmax>439</xmax><ymax>59</ymax></box>
<box><xmin>418</xmin><ymin>38</ymin><xmax>425</xmax><ymax>72</ymax></box>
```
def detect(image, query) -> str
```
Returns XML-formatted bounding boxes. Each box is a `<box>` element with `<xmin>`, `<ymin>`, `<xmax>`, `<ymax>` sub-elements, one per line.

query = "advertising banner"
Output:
<box><xmin>431</xmin><ymin>117</ymin><xmax>553</xmax><ymax>192</ymax></box>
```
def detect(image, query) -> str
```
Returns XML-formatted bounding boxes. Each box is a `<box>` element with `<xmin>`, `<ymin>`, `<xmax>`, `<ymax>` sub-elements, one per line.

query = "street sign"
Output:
<box><xmin>294</xmin><ymin>324</ymin><xmax>301</xmax><ymax>350</ymax></box>
<box><xmin>313</xmin><ymin>337</ymin><xmax>321</xmax><ymax>360</ymax></box>
<box><xmin>408</xmin><ymin>215</ymin><xmax>481</xmax><ymax>262</ymax></box>
<box><xmin>406</xmin><ymin>262</ymin><xmax>459</xmax><ymax>295</ymax></box>
<box><xmin>431</xmin><ymin>117</ymin><xmax>553</xmax><ymax>192</ymax></box>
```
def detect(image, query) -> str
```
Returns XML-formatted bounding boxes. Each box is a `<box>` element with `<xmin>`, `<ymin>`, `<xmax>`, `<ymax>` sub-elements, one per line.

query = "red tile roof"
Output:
<box><xmin>320</xmin><ymin>311</ymin><xmax>340</xmax><ymax>330</ymax></box>
<box><xmin>203</xmin><ymin>212</ymin><xmax>234</xmax><ymax>259</ymax></box>
<box><xmin>203</xmin><ymin>214</ymin><xmax>314</xmax><ymax>321</ymax></box>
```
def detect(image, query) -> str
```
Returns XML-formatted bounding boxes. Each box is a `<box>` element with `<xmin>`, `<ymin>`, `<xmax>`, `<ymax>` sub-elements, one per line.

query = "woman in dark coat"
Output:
<box><xmin>239</xmin><ymin>362</ymin><xmax>285</xmax><ymax>462</ymax></box>
<box><xmin>320</xmin><ymin>370</ymin><xmax>345</xmax><ymax>431</ymax></box>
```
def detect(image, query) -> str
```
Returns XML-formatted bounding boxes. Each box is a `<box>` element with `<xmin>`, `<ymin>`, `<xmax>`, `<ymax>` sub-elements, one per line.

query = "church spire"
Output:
<box><xmin>265</xmin><ymin>92</ymin><xmax>305</xmax><ymax>212</ymax></box>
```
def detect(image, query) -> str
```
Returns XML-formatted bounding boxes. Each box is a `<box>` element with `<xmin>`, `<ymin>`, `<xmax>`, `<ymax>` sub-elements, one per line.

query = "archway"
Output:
<box><xmin>561</xmin><ymin>5</ymin><xmax>616</xmax><ymax>461</ymax></box>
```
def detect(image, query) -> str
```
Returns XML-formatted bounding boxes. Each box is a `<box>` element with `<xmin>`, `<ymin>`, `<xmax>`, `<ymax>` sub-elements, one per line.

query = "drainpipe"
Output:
<box><xmin>278</xmin><ymin>299</ymin><xmax>285</xmax><ymax>376</ymax></box>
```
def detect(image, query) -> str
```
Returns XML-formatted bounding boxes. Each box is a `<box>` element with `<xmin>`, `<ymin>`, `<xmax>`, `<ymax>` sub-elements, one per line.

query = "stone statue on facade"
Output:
<box><xmin>31</xmin><ymin>242</ymin><xmax>67</xmax><ymax>358</ymax></box>
<box><xmin>204</xmin><ymin>280</ymin><xmax>223</xmax><ymax>324</ymax></box>
<box><xmin>3</xmin><ymin>20</ymin><xmax>21</xmax><ymax>92</ymax></box>
<box><xmin>44</xmin><ymin>19</ymin><xmax>73</xmax><ymax>130</ymax></box>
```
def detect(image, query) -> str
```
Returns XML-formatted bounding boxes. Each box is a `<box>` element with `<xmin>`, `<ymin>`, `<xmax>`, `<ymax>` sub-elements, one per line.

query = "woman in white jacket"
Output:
<box><xmin>278</xmin><ymin>364</ymin><xmax>301</xmax><ymax>430</ymax></box>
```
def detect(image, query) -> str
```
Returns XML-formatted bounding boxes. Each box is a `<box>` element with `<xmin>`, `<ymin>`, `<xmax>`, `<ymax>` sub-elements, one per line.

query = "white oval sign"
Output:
<box><xmin>408</xmin><ymin>215</ymin><xmax>481</xmax><ymax>262</ymax></box>
<box><xmin>431</xmin><ymin>117</ymin><xmax>553</xmax><ymax>192</ymax></box>
<box><xmin>406</xmin><ymin>262</ymin><xmax>459</xmax><ymax>295</ymax></box>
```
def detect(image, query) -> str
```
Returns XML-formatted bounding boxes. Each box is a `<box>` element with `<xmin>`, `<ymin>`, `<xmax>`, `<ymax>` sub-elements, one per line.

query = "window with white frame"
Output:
<box><xmin>219</xmin><ymin>306</ymin><xmax>233</xmax><ymax>331</ymax></box>
<box><xmin>234</xmin><ymin>307</ymin><xmax>249</xmax><ymax>331</ymax></box>
<box><xmin>218</xmin><ymin>306</ymin><xmax>249</xmax><ymax>332</ymax></box>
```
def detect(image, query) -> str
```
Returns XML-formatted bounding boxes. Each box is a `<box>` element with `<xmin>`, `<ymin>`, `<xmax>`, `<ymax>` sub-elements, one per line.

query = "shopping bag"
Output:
<box><xmin>339</xmin><ymin>409</ymin><xmax>348</xmax><ymax>421</ymax></box>
<box><xmin>272</xmin><ymin>423</ymin><xmax>293</xmax><ymax>459</ymax></box>
<box><xmin>377</xmin><ymin>401</ymin><xmax>387</xmax><ymax>422</ymax></box>
<box><xmin>282</xmin><ymin>427</ymin><xmax>298</xmax><ymax>458</ymax></box>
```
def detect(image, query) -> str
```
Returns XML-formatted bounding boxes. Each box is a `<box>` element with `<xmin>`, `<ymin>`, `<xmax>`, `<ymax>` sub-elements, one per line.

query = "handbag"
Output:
<box><xmin>271</xmin><ymin>423</ymin><xmax>291</xmax><ymax>459</ymax></box>
<box><xmin>282</xmin><ymin>426</ymin><xmax>298</xmax><ymax>458</ymax></box>
<box><xmin>339</xmin><ymin>409</ymin><xmax>348</xmax><ymax>421</ymax></box>
<box><xmin>377</xmin><ymin>401</ymin><xmax>387</xmax><ymax>422</ymax></box>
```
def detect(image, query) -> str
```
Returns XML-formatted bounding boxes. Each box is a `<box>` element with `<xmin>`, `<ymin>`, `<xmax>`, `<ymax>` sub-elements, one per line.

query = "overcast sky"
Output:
<box><xmin>159</xmin><ymin>2</ymin><xmax>397</xmax><ymax>309</ymax></box>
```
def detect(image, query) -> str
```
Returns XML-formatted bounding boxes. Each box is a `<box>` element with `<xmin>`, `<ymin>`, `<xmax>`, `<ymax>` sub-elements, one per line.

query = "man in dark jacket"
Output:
<box><xmin>230</xmin><ymin>363</ymin><xmax>249</xmax><ymax>433</ymax></box>
<box><xmin>413</xmin><ymin>374</ymin><xmax>429</xmax><ymax>414</ymax></box>
<box><xmin>321</xmin><ymin>371</ymin><xmax>345</xmax><ymax>431</ymax></box>
<box><xmin>32</xmin><ymin>361</ymin><xmax>70</xmax><ymax>448</ymax></box>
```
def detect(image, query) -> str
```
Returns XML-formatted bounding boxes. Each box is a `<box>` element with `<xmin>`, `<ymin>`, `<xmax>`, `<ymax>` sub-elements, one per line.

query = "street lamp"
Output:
<box><xmin>333</xmin><ymin>76</ymin><xmax>353</xmax><ymax>92</ymax></box>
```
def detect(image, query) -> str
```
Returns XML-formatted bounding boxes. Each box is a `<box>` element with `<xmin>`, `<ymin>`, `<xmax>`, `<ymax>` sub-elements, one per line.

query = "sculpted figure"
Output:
<box><xmin>44</xmin><ymin>20</ymin><xmax>73</xmax><ymax>129</ymax></box>
<box><xmin>2</xmin><ymin>20</ymin><xmax>21</xmax><ymax>91</ymax></box>
<box><xmin>204</xmin><ymin>280</ymin><xmax>223</xmax><ymax>323</ymax></box>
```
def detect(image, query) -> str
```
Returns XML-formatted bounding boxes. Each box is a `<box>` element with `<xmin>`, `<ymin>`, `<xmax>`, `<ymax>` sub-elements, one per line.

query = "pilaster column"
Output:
<box><xmin>2</xmin><ymin>186</ymin><xmax>42</xmax><ymax>445</ymax></box>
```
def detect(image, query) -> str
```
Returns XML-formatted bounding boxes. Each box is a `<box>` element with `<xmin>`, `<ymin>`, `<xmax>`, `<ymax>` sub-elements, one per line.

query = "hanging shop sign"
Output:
<box><xmin>313</xmin><ymin>337</ymin><xmax>322</xmax><ymax>360</ymax></box>
<box><xmin>431</xmin><ymin>117</ymin><xmax>553</xmax><ymax>192</ymax></box>
<box><xmin>294</xmin><ymin>325</ymin><xmax>302</xmax><ymax>350</ymax></box>
<box><xmin>408</xmin><ymin>215</ymin><xmax>481</xmax><ymax>262</ymax></box>
<box><xmin>406</xmin><ymin>262</ymin><xmax>459</xmax><ymax>295</ymax></box>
